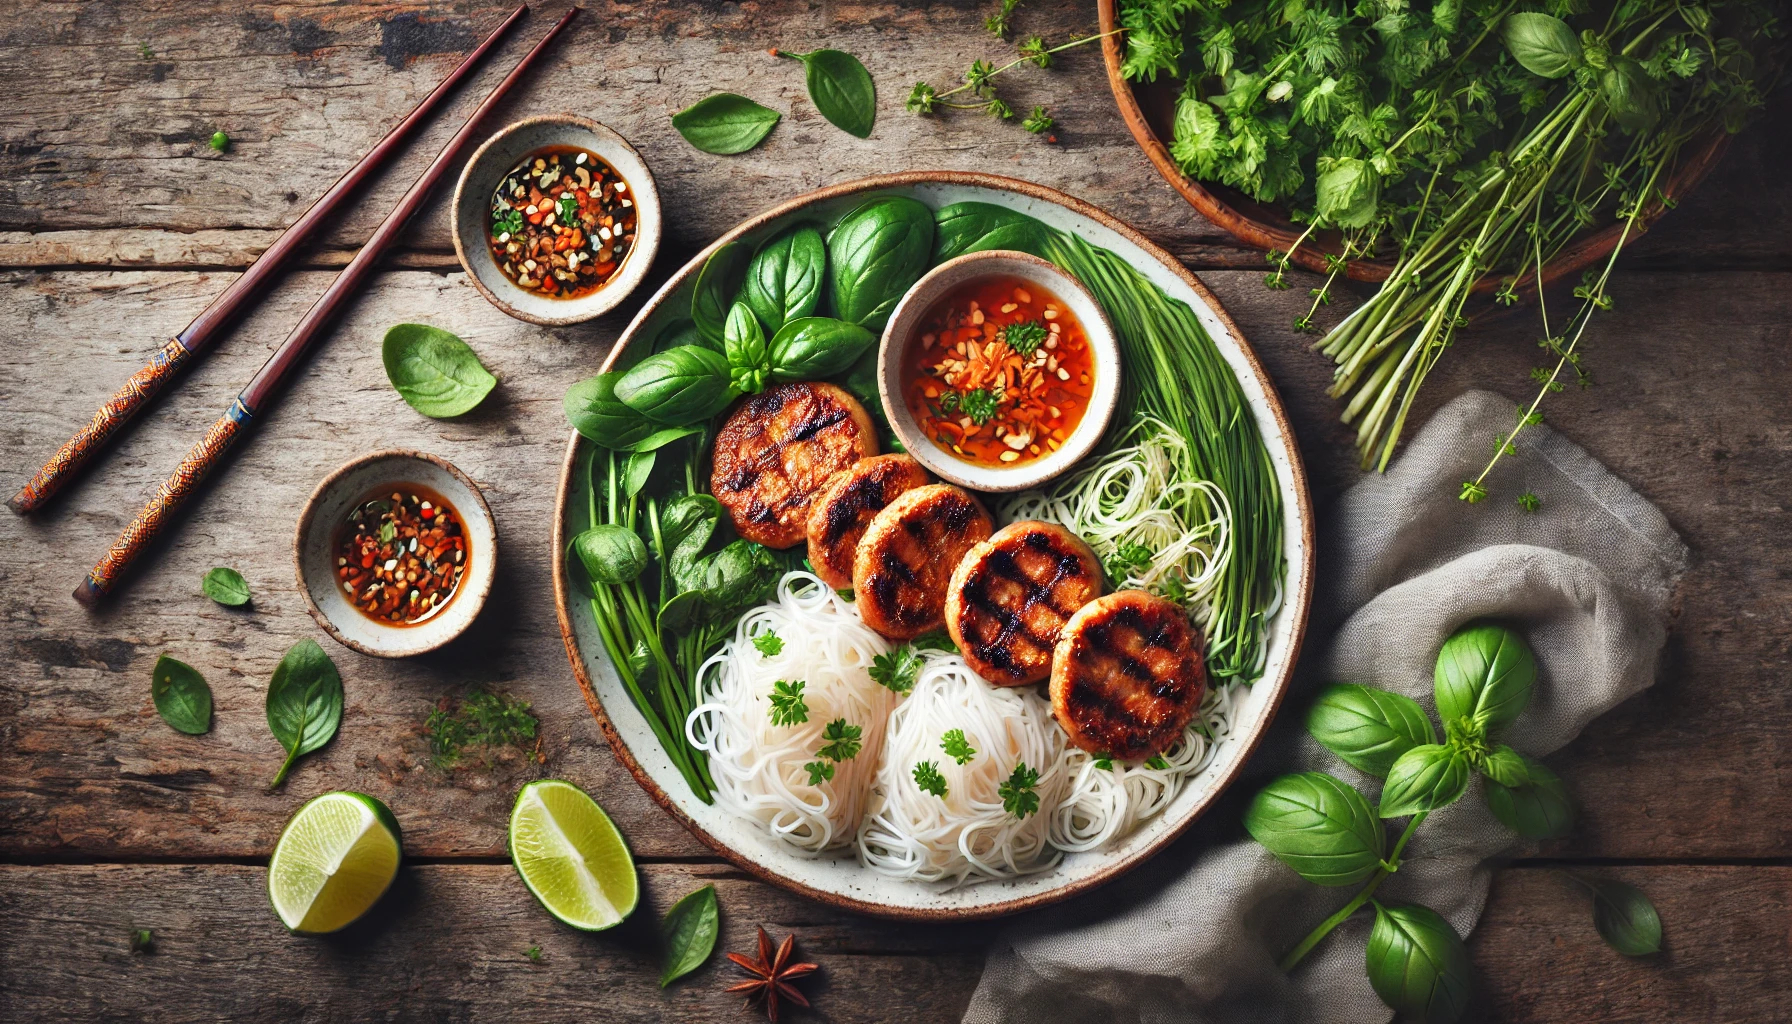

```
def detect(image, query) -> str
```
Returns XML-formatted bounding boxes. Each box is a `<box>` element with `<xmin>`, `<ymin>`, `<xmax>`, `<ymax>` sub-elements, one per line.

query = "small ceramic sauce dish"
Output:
<box><xmin>294</xmin><ymin>451</ymin><xmax>497</xmax><ymax>658</ymax></box>
<box><xmin>452</xmin><ymin>114</ymin><xmax>662</xmax><ymax>326</ymax></box>
<box><xmin>878</xmin><ymin>249</ymin><xmax>1120</xmax><ymax>492</ymax></box>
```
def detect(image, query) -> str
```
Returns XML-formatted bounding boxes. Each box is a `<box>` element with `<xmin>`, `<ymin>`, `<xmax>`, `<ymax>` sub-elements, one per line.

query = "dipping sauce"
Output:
<box><xmin>902</xmin><ymin>275</ymin><xmax>1094</xmax><ymax>468</ymax></box>
<box><xmin>333</xmin><ymin>487</ymin><xmax>468</xmax><ymax>626</ymax></box>
<box><xmin>487</xmin><ymin>146</ymin><xmax>637</xmax><ymax>298</ymax></box>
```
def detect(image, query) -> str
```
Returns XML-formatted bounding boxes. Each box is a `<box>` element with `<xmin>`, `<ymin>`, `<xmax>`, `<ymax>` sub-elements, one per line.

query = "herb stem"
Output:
<box><xmin>1278</xmin><ymin>812</ymin><xmax>1427</xmax><ymax>972</ymax></box>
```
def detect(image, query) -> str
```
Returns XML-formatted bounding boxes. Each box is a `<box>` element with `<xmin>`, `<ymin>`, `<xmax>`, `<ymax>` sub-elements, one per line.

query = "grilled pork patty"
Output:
<box><xmin>711</xmin><ymin>381</ymin><xmax>877</xmax><ymax>549</ymax></box>
<box><xmin>806</xmin><ymin>453</ymin><xmax>932</xmax><ymax>590</ymax></box>
<box><xmin>1050</xmin><ymin>590</ymin><xmax>1206</xmax><ymax>760</ymax></box>
<box><xmin>853</xmin><ymin>484</ymin><xmax>993</xmax><ymax>640</ymax></box>
<box><xmin>945</xmin><ymin>521</ymin><xmax>1101</xmax><ymax>686</ymax></box>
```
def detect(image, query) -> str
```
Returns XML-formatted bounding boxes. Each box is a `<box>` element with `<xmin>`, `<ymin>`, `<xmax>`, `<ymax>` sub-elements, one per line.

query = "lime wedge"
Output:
<box><xmin>267</xmin><ymin>791</ymin><xmax>402</xmax><ymax>934</ymax></box>
<box><xmin>509</xmin><ymin>779</ymin><xmax>638</xmax><ymax>931</ymax></box>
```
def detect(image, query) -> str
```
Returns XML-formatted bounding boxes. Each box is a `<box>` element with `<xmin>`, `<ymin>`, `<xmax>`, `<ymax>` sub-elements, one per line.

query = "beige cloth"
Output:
<box><xmin>965</xmin><ymin>390</ymin><xmax>1689</xmax><ymax>1023</ymax></box>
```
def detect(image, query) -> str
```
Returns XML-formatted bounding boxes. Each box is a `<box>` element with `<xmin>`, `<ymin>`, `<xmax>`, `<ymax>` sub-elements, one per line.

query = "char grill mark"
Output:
<box><xmin>820</xmin><ymin>472</ymin><xmax>888</xmax><ymax>547</ymax></box>
<box><xmin>961</xmin><ymin>548</ymin><xmax>1075</xmax><ymax>666</ymax></box>
<box><xmin>717</xmin><ymin>404</ymin><xmax>853</xmax><ymax>497</ymax></box>
<box><xmin>1053</xmin><ymin>591</ymin><xmax>1205</xmax><ymax>759</ymax></box>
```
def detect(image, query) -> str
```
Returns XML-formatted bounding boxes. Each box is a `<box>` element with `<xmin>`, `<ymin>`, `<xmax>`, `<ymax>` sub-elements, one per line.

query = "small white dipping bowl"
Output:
<box><xmin>452</xmin><ymin>114</ymin><xmax>662</xmax><ymax>326</ymax></box>
<box><xmin>878</xmin><ymin>249</ymin><xmax>1120</xmax><ymax>493</ymax></box>
<box><xmin>293</xmin><ymin>451</ymin><xmax>498</xmax><ymax>659</ymax></box>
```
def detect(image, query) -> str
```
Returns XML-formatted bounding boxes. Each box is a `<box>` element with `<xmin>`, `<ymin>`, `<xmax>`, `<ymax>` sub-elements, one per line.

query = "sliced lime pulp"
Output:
<box><xmin>267</xmin><ymin>791</ymin><xmax>402</xmax><ymax>934</ymax></box>
<box><xmin>509</xmin><ymin>779</ymin><xmax>638</xmax><ymax>931</ymax></box>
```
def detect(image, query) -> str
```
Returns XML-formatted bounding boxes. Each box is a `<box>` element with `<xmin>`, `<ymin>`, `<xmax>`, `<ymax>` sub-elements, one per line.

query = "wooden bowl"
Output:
<box><xmin>1095</xmin><ymin>0</ymin><xmax>1730</xmax><ymax>291</ymax></box>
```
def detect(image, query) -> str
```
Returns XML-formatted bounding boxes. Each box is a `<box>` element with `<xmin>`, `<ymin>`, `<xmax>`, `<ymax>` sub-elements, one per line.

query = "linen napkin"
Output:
<box><xmin>964</xmin><ymin>389</ymin><xmax>1689</xmax><ymax>1023</ymax></box>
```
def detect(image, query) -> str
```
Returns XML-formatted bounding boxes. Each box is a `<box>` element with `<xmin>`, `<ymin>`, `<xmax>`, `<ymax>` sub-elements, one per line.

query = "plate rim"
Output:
<box><xmin>551</xmin><ymin>170</ymin><xmax>1315</xmax><ymax>921</ymax></box>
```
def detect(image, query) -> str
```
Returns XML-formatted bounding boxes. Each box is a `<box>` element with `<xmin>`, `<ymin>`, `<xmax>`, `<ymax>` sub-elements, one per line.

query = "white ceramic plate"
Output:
<box><xmin>552</xmin><ymin>172</ymin><xmax>1313</xmax><ymax>920</ymax></box>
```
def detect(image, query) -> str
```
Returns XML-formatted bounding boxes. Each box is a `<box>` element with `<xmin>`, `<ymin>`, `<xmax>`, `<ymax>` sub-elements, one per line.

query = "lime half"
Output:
<box><xmin>268</xmin><ymin>791</ymin><xmax>402</xmax><ymax>934</ymax></box>
<box><xmin>509</xmin><ymin>779</ymin><xmax>638</xmax><ymax>931</ymax></box>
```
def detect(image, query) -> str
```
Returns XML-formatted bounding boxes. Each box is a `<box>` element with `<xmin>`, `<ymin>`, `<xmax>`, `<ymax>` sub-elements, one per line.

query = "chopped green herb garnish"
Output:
<box><xmin>423</xmin><ymin>689</ymin><xmax>539</xmax><ymax>770</ymax></box>
<box><xmin>525</xmin><ymin>945</ymin><xmax>543</xmax><ymax>962</ymax></box>
<box><xmin>208</xmin><ymin>131</ymin><xmax>230</xmax><ymax>153</ymax></box>
<box><xmin>999</xmin><ymin>761</ymin><xmax>1041</xmax><ymax>819</ymax></box>
<box><xmin>1022</xmin><ymin>105</ymin><xmax>1055</xmax><ymax>135</ymax></box>
<box><xmin>130</xmin><ymin>928</ymin><xmax>154</xmax><ymax>953</ymax></box>
<box><xmin>958</xmin><ymin>388</ymin><xmax>1000</xmax><ymax>425</ymax></box>
<box><xmin>913</xmin><ymin>760</ymin><xmax>948</xmax><ymax>798</ymax></box>
<box><xmin>1093</xmin><ymin>756</ymin><xmax>1114</xmax><ymax>771</ymax></box>
<box><xmin>1104</xmin><ymin>541</ymin><xmax>1153</xmax><ymax>582</ymax></box>
<box><xmin>816</xmin><ymin>719</ymin><xmax>862</xmax><ymax>762</ymax></box>
<box><xmin>1517</xmin><ymin>492</ymin><xmax>1542</xmax><ymax>513</ymax></box>
<box><xmin>941</xmin><ymin>728</ymin><xmax>977</xmax><ymax>765</ymax></box>
<box><xmin>768</xmin><ymin>680</ymin><xmax>808</xmax><ymax>727</ymax></box>
<box><xmin>1002</xmin><ymin>320</ymin><xmax>1048</xmax><ymax>356</ymax></box>
<box><xmin>804</xmin><ymin>760</ymin><xmax>835</xmax><ymax>785</ymax></box>
<box><xmin>557</xmin><ymin>194</ymin><xmax>579</xmax><ymax>223</ymax></box>
<box><xmin>752</xmin><ymin>631</ymin><xmax>785</xmax><ymax>657</ymax></box>
<box><xmin>1145</xmin><ymin>754</ymin><xmax>1170</xmax><ymax>770</ymax></box>
<box><xmin>869</xmin><ymin>645</ymin><xmax>923</xmax><ymax>694</ymax></box>
<box><xmin>493</xmin><ymin>207</ymin><xmax>524</xmax><ymax>238</ymax></box>
<box><xmin>912</xmin><ymin>630</ymin><xmax>959</xmax><ymax>654</ymax></box>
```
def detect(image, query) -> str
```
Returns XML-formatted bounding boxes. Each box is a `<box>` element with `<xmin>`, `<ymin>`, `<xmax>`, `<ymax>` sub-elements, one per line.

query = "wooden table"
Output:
<box><xmin>2</xmin><ymin>3</ymin><xmax>1787</xmax><ymax>1020</ymax></box>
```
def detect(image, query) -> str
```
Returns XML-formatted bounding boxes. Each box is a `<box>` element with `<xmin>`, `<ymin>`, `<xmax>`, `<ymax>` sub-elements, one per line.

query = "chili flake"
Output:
<box><xmin>334</xmin><ymin>487</ymin><xmax>468</xmax><ymax>626</ymax></box>
<box><xmin>487</xmin><ymin>146</ymin><xmax>637</xmax><ymax>298</ymax></box>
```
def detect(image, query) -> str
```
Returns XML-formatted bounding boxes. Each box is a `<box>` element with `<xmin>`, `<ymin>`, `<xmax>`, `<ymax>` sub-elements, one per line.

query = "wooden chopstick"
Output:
<box><xmin>73</xmin><ymin>7</ymin><xmax>581</xmax><ymax>608</ymax></box>
<box><xmin>8</xmin><ymin>5</ymin><xmax>529</xmax><ymax>516</ymax></box>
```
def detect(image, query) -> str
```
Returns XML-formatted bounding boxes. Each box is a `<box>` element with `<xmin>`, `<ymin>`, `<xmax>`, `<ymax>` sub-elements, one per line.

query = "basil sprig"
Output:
<box><xmin>776</xmin><ymin>48</ymin><xmax>876</xmax><ymax>138</ymax></box>
<box><xmin>265</xmin><ymin>639</ymin><xmax>343</xmax><ymax>790</ymax></box>
<box><xmin>201</xmin><ymin>566</ymin><xmax>251</xmax><ymax>607</ymax></box>
<box><xmin>152</xmin><ymin>654</ymin><xmax>213</xmax><ymax>735</ymax></box>
<box><xmin>381</xmin><ymin>323</ymin><xmax>497</xmax><ymax>419</ymax></box>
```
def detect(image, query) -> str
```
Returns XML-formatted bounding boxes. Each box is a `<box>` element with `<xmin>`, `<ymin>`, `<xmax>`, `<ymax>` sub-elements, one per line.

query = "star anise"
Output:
<box><xmin>724</xmin><ymin>926</ymin><xmax>818</xmax><ymax>1021</ymax></box>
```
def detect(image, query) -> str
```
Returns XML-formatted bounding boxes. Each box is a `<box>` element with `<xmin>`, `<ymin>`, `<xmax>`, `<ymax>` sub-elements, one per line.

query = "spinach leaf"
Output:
<box><xmin>629</xmin><ymin>425</ymin><xmax>705</xmax><ymax>453</ymax></box>
<box><xmin>152</xmin><ymin>654</ymin><xmax>213</xmax><ymax>735</ymax></box>
<box><xmin>265</xmin><ymin>639</ymin><xmax>343</xmax><ymax>789</ymax></box>
<box><xmin>691</xmin><ymin>540</ymin><xmax>779</xmax><ymax>614</ymax></box>
<box><xmin>1588</xmin><ymin>879</ymin><xmax>1662</xmax><ymax>956</ymax></box>
<box><xmin>1306</xmin><ymin>683</ymin><xmax>1435</xmax><ymax>778</ymax></box>
<box><xmin>663</xmin><ymin>494</ymin><xmax>723</xmax><ymax>584</ymax></box>
<box><xmin>1485</xmin><ymin>756</ymin><xmax>1573</xmax><ymax>839</ymax></box>
<box><xmin>381</xmin><ymin>323</ymin><xmax>497</xmax><ymax>418</ymax></box>
<box><xmin>780</xmin><ymin>49</ymin><xmax>876</xmax><ymax>138</ymax></box>
<box><xmin>659</xmin><ymin>884</ymin><xmax>720</xmax><ymax>986</ymax></box>
<box><xmin>768</xmin><ymin>317</ymin><xmax>877</xmax><ymax>382</ymax></box>
<box><xmin>743</xmin><ymin>224</ymin><xmax>826</xmax><ymax>332</ymax></box>
<box><xmin>692</xmin><ymin>241</ymin><xmax>750</xmax><ymax>346</ymax></box>
<box><xmin>201</xmin><ymin>567</ymin><xmax>251</xmax><ymax>607</ymax></box>
<box><xmin>1243</xmin><ymin>772</ymin><xmax>1385</xmax><ymax>887</ymax></box>
<box><xmin>622</xmin><ymin>450</ymin><xmax>657</xmax><ymax>499</ymax></box>
<box><xmin>575</xmin><ymin>524</ymin><xmax>649</xmax><ymax>586</ymax></box>
<box><xmin>671</xmin><ymin>93</ymin><xmax>781</xmax><ymax>154</ymax></box>
<box><xmin>564</xmin><ymin>372</ymin><xmax>660</xmax><ymax>450</ymax></box>
<box><xmin>1500</xmin><ymin>12</ymin><xmax>1582</xmax><ymax>79</ymax></box>
<box><xmin>724</xmin><ymin>301</ymin><xmax>771</xmax><ymax>394</ymax></box>
<box><xmin>1477</xmin><ymin>744</ymin><xmax>1529</xmax><ymax>787</ymax></box>
<box><xmin>1434</xmin><ymin>623</ymin><xmax>1536</xmax><ymax>732</ymax></box>
<box><xmin>615</xmin><ymin>345</ymin><xmax>735</xmax><ymax>425</ymax></box>
<box><xmin>827</xmin><ymin>196</ymin><xmax>935</xmax><ymax>329</ymax></box>
<box><xmin>1378</xmin><ymin>744</ymin><xmax>1471</xmax><ymax>818</ymax></box>
<box><xmin>1365</xmin><ymin>903</ymin><xmax>1472</xmax><ymax>1023</ymax></box>
<box><xmin>932</xmin><ymin>202</ymin><xmax>1049</xmax><ymax>262</ymax></box>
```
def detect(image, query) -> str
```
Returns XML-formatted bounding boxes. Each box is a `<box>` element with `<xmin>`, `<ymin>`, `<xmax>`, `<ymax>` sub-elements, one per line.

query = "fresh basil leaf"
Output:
<box><xmin>827</xmin><ymin>196</ymin><xmax>936</xmax><ymax>330</ymax></box>
<box><xmin>933</xmin><ymin>202</ymin><xmax>1049</xmax><ymax>262</ymax></box>
<box><xmin>692</xmin><ymin>241</ymin><xmax>751</xmax><ymax>346</ymax></box>
<box><xmin>724</xmin><ymin>301</ymin><xmax>771</xmax><ymax>395</ymax></box>
<box><xmin>768</xmin><ymin>317</ymin><xmax>877</xmax><ymax>382</ymax></box>
<box><xmin>265</xmin><ymin>639</ymin><xmax>343</xmax><ymax>789</ymax></box>
<box><xmin>201</xmin><ymin>566</ymin><xmax>251</xmax><ymax>607</ymax></box>
<box><xmin>1434</xmin><ymin>622</ymin><xmax>1536</xmax><ymax>732</ymax></box>
<box><xmin>1485</xmin><ymin>757</ymin><xmax>1574</xmax><ymax>839</ymax></box>
<box><xmin>381</xmin><ymin>323</ymin><xmax>497</xmax><ymax>419</ymax></box>
<box><xmin>659</xmin><ymin>884</ymin><xmax>720</xmax><ymax>986</ymax></box>
<box><xmin>671</xmin><ymin>93</ymin><xmax>781</xmax><ymax>154</ymax></box>
<box><xmin>615</xmin><ymin>345</ymin><xmax>735</xmax><ymax>425</ymax></box>
<box><xmin>784</xmin><ymin>49</ymin><xmax>876</xmax><ymax>138</ymax></box>
<box><xmin>575</xmin><ymin>524</ymin><xmax>649</xmax><ymax>586</ymax></box>
<box><xmin>629</xmin><ymin>425</ymin><xmax>705</xmax><ymax>453</ymax></box>
<box><xmin>1501</xmin><ymin>12</ymin><xmax>1582</xmax><ymax>79</ymax></box>
<box><xmin>1306</xmin><ymin>683</ymin><xmax>1435</xmax><ymax>779</ymax></box>
<box><xmin>1365</xmin><ymin>903</ymin><xmax>1472</xmax><ymax>1023</ymax></box>
<box><xmin>1601</xmin><ymin>57</ymin><xmax>1660</xmax><ymax>133</ymax></box>
<box><xmin>655</xmin><ymin>317</ymin><xmax>717</xmax><ymax>354</ymax></box>
<box><xmin>1478</xmin><ymin>743</ymin><xmax>1530</xmax><ymax>787</ymax></box>
<box><xmin>656</xmin><ymin>589</ymin><xmax>711</xmax><ymax>633</ymax></box>
<box><xmin>564</xmin><ymin>372</ymin><xmax>660</xmax><ymax>450</ymax></box>
<box><xmin>152</xmin><ymin>654</ymin><xmax>213</xmax><ymax>735</ymax></box>
<box><xmin>1243</xmin><ymin>772</ymin><xmax>1385</xmax><ymax>887</ymax></box>
<box><xmin>1379</xmin><ymin>743</ymin><xmax>1471</xmax><ymax>818</ymax></box>
<box><xmin>743</xmin><ymin>224</ymin><xmax>826</xmax><ymax>332</ymax></box>
<box><xmin>622</xmin><ymin>449</ymin><xmax>657</xmax><ymax>499</ymax></box>
<box><xmin>842</xmin><ymin>345</ymin><xmax>884</xmax><ymax>423</ymax></box>
<box><xmin>1589</xmin><ymin>879</ymin><xmax>1662</xmax><ymax>956</ymax></box>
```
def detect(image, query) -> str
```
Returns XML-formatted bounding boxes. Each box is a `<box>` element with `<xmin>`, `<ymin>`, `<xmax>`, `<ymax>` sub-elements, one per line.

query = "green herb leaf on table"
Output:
<box><xmin>913</xmin><ymin>760</ymin><xmax>948</xmax><ymax>798</ymax></box>
<box><xmin>151</xmin><ymin>654</ymin><xmax>213</xmax><ymax>735</ymax></box>
<box><xmin>768</xmin><ymin>317</ymin><xmax>877</xmax><ymax>382</ymax></box>
<box><xmin>999</xmin><ymin>761</ymin><xmax>1040</xmax><ymax>819</ymax></box>
<box><xmin>941</xmin><ymin>728</ymin><xmax>976</xmax><ymax>765</ymax></box>
<box><xmin>575</xmin><ymin>524</ymin><xmax>650</xmax><ymax>586</ymax></box>
<box><xmin>691</xmin><ymin>241</ymin><xmax>751</xmax><ymax>346</ymax></box>
<box><xmin>815</xmin><ymin>719</ymin><xmax>862</xmax><ymax>762</ymax></box>
<box><xmin>1306</xmin><ymin>682</ymin><xmax>1435</xmax><ymax>779</ymax></box>
<box><xmin>614</xmin><ymin>345</ymin><xmax>735</xmax><ymax>426</ymax></box>
<box><xmin>826</xmin><ymin>196</ymin><xmax>936</xmax><ymax>330</ymax></box>
<box><xmin>1434</xmin><ymin>623</ymin><xmax>1536</xmax><ymax>732</ymax></box>
<box><xmin>1244</xmin><ymin>772</ymin><xmax>1385</xmax><ymax>887</ymax></box>
<box><xmin>130</xmin><ymin>928</ymin><xmax>155</xmax><ymax>952</ymax></box>
<box><xmin>869</xmin><ymin>645</ymin><xmax>923</xmax><ymax>694</ymax></box>
<box><xmin>671</xmin><ymin>93</ymin><xmax>781</xmax><ymax>155</ymax></box>
<box><xmin>424</xmin><ymin>689</ymin><xmax>538</xmax><ymax>770</ymax></box>
<box><xmin>209</xmin><ymin>131</ymin><xmax>229</xmax><ymax>153</ymax></box>
<box><xmin>381</xmin><ymin>323</ymin><xmax>498</xmax><ymax>419</ymax></box>
<box><xmin>777</xmin><ymin>48</ymin><xmax>876</xmax><ymax>138</ymax></box>
<box><xmin>752</xmin><ymin>631</ymin><xmax>784</xmax><ymax>657</ymax></box>
<box><xmin>564</xmin><ymin>372</ymin><xmax>659</xmax><ymax>450</ymax></box>
<box><xmin>659</xmin><ymin>884</ymin><xmax>721</xmax><ymax>986</ymax></box>
<box><xmin>1364</xmin><ymin>903</ymin><xmax>1472</xmax><ymax>1024</ymax></box>
<box><xmin>768</xmin><ymin>679</ymin><xmax>808</xmax><ymax>727</ymax></box>
<box><xmin>743</xmin><ymin>224</ymin><xmax>826</xmax><ymax>333</ymax></box>
<box><xmin>200</xmin><ymin>566</ymin><xmax>251</xmax><ymax>607</ymax></box>
<box><xmin>1378</xmin><ymin>744</ymin><xmax>1472</xmax><ymax>819</ymax></box>
<box><xmin>724</xmin><ymin>301</ymin><xmax>772</xmax><ymax>395</ymax></box>
<box><xmin>265</xmin><ymin>639</ymin><xmax>344</xmax><ymax>789</ymax></box>
<box><xmin>1485</xmin><ymin>757</ymin><xmax>1574</xmax><ymax>839</ymax></box>
<box><xmin>526</xmin><ymin>945</ymin><xmax>543</xmax><ymax>962</ymax></box>
<box><xmin>1587</xmin><ymin>878</ymin><xmax>1662</xmax><ymax>956</ymax></box>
